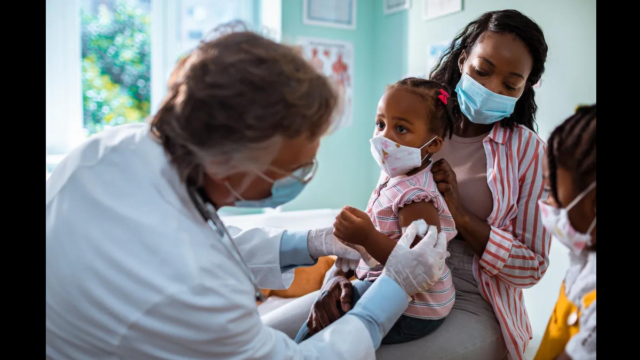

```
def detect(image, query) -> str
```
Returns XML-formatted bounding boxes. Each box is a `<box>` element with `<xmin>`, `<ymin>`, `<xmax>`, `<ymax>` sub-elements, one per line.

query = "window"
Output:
<box><xmin>46</xmin><ymin>0</ymin><xmax>280</xmax><ymax>173</ymax></box>
<box><xmin>81</xmin><ymin>0</ymin><xmax>152</xmax><ymax>135</ymax></box>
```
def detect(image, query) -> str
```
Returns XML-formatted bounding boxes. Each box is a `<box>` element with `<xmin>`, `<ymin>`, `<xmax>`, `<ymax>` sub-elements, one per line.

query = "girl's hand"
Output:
<box><xmin>333</xmin><ymin>206</ymin><xmax>377</xmax><ymax>247</ymax></box>
<box><xmin>431</xmin><ymin>159</ymin><xmax>466</xmax><ymax>221</ymax></box>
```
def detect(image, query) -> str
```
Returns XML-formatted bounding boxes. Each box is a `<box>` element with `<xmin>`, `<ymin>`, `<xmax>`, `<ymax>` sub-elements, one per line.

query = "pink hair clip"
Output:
<box><xmin>438</xmin><ymin>89</ymin><xmax>449</xmax><ymax>105</ymax></box>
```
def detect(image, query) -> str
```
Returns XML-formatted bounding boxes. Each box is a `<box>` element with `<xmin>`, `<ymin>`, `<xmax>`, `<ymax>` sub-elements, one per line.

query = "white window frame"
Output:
<box><xmin>46</xmin><ymin>0</ymin><xmax>84</xmax><ymax>162</ymax></box>
<box><xmin>46</xmin><ymin>0</ymin><xmax>281</xmax><ymax>172</ymax></box>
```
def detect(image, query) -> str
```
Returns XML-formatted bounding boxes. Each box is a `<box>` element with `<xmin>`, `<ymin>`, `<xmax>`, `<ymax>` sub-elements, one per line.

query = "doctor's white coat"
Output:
<box><xmin>46</xmin><ymin>124</ymin><xmax>375</xmax><ymax>360</ymax></box>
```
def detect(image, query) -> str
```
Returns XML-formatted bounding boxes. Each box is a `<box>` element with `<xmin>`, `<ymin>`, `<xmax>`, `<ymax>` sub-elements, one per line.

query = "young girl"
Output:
<box><xmin>295</xmin><ymin>78</ymin><xmax>458</xmax><ymax>344</ymax></box>
<box><xmin>535</xmin><ymin>105</ymin><xmax>596</xmax><ymax>360</ymax></box>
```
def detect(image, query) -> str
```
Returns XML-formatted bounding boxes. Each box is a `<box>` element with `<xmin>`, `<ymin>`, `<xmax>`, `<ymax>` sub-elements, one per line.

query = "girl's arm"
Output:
<box><xmin>398</xmin><ymin>201</ymin><xmax>441</xmax><ymax>248</ymax></box>
<box><xmin>333</xmin><ymin>207</ymin><xmax>395</xmax><ymax>265</ymax></box>
<box><xmin>333</xmin><ymin>202</ymin><xmax>440</xmax><ymax>265</ymax></box>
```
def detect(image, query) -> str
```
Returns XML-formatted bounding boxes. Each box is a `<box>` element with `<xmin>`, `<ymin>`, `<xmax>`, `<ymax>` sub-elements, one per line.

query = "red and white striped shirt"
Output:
<box><xmin>468</xmin><ymin>124</ymin><xmax>551</xmax><ymax>360</ymax></box>
<box><xmin>355</xmin><ymin>163</ymin><xmax>458</xmax><ymax>319</ymax></box>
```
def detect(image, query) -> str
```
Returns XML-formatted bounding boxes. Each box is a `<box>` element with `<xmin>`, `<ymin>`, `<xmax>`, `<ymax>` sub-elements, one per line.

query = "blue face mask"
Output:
<box><xmin>225</xmin><ymin>160</ymin><xmax>317</xmax><ymax>208</ymax></box>
<box><xmin>455</xmin><ymin>72</ymin><xmax>518</xmax><ymax>125</ymax></box>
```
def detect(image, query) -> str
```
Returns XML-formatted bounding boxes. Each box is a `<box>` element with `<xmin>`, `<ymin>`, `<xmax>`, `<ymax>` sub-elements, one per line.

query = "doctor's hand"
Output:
<box><xmin>306</xmin><ymin>275</ymin><xmax>353</xmax><ymax>335</ymax></box>
<box><xmin>334</xmin><ymin>257</ymin><xmax>360</xmax><ymax>272</ymax></box>
<box><xmin>382</xmin><ymin>220</ymin><xmax>449</xmax><ymax>297</ymax></box>
<box><xmin>307</xmin><ymin>227</ymin><xmax>361</xmax><ymax>260</ymax></box>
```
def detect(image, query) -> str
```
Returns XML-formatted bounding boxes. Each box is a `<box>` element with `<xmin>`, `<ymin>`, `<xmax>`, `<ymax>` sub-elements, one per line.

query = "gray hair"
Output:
<box><xmin>150</xmin><ymin>28</ymin><xmax>337</xmax><ymax>185</ymax></box>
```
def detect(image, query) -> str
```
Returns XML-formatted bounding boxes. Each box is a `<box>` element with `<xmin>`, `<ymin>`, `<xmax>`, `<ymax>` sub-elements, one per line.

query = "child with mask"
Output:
<box><xmin>294</xmin><ymin>78</ymin><xmax>458</xmax><ymax>344</ymax></box>
<box><xmin>535</xmin><ymin>105</ymin><xmax>596</xmax><ymax>360</ymax></box>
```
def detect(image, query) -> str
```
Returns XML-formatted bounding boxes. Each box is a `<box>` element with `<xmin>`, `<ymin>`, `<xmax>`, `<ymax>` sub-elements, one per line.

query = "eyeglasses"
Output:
<box><xmin>257</xmin><ymin>158</ymin><xmax>319</xmax><ymax>185</ymax></box>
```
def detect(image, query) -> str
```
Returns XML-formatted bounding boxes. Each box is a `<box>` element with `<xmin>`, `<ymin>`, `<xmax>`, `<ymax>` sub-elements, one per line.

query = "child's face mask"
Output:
<box><xmin>538</xmin><ymin>182</ymin><xmax>596</xmax><ymax>255</ymax></box>
<box><xmin>369</xmin><ymin>135</ymin><xmax>437</xmax><ymax>178</ymax></box>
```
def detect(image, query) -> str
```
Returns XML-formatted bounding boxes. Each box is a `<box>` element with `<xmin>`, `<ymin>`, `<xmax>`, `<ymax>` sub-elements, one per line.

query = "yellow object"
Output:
<box><xmin>534</xmin><ymin>282</ymin><xmax>596</xmax><ymax>360</ymax></box>
<box><xmin>260</xmin><ymin>256</ymin><xmax>337</xmax><ymax>300</ymax></box>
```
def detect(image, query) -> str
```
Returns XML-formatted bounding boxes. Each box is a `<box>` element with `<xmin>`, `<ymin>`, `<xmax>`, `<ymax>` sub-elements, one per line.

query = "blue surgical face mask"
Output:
<box><xmin>224</xmin><ymin>161</ymin><xmax>316</xmax><ymax>208</ymax></box>
<box><xmin>455</xmin><ymin>72</ymin><xmax>518</xmax><ymax>125</ymax></box>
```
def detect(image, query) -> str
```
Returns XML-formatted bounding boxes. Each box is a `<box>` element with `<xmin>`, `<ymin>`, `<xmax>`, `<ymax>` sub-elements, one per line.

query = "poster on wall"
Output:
<box><xmin>384</xmin><ymin>0</ymin><xmax>410</xmax><ymax>15</ymax></box>
<box><xmin>303</xmin><ymin>0</ymin><xmax>357</xmax><ymax>30</ymax></box>
<box><xmin>422</xmin><ymin>0</ymin><xmax>462</xmax><ymax>20</ymax></box>
<box><xmin>426</xmin><ymin>40</ymin><xmax>450</xmax><ymax>78</ymax></box>
<box><xmin>298</xmin><ymin>37</ymin><xmax>354</xmax><ymax>129</ymax></box>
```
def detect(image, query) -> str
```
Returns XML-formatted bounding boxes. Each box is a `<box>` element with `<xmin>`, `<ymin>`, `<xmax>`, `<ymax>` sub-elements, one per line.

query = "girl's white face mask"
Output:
<box><xmin>538</xmin><ymin>182</ymin><xmax>596</xmax><ymax>255</ymax></box>
<box><xmin>369</xmin><ymin>135</ymin><xmax>437</xmax><ymax>178</ymax></box>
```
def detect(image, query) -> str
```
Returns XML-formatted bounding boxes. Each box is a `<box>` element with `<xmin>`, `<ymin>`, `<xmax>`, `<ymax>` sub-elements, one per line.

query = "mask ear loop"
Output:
<box><xmin>565</xmin><ymin>182</ymin><xmax>597</xmax><ymax>211</ymax></box>
<box><xmin>419</xmin><ymin>135</ymin><xmax>438</xmax><ymax>163</ymax></box>
<box><xmin>224</xmin><ymin>172</ymin><xmax>263</xmax><ymax>202</ymax></box>
<box><xmin>585</xmin><ymin>193</ymin><xmax>597</xmax><ymax>246</ymax></box>
<box><xmin>582</xmin><ymin>214</ymin><xmax>597</xmax><ymax>247</ymax></box>
<box><xmin>586</xmin><ymin>217</ymin><xmax>596</xmax><ymax>235</ymax></box>
<box><xmin>252</xmin><ymin>169</ymin><xmax>276</xmax><ymax>183</ymax></box>
<box><xmin>224</xmin><ymin>181</ymin><xmax>246</xmax><ymax>201</ymax></box>
<box><xmin>565</xmin><ymin>181</ymin><xmax>597</xmax><ymax>246</ymax></box>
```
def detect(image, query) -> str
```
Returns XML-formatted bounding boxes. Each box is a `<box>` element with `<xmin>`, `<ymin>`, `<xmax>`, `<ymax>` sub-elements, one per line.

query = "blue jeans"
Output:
<box><xmin>294</xmin><ymin>280</ymin><xmax>445</xmax><ymax>344</ymax></box>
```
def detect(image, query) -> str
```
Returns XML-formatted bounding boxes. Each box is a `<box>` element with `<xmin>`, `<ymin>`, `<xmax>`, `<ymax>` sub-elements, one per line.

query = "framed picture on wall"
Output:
<box><xmin>384</xmin><ymin>0</ymin><xmax>410</xmax><ymax>15</ymax></box>
<box><xmin>298</xmin><ymin>37</ymin><xmax>354</xmax><ymax>129</ymax></box>
<box><xmin>422</xmin><ymin>0</ymin><xmax>462</xmax><ymax>21</ymax></box>
<box><xmin>303</xmin><ymin>0</ymin><xmax>357</xmax><ymax>30</ymax></box>
<box><xmin>426</xmin><ymin>40</ymin><xmax>450</xmax><ymax>77</ymax></box>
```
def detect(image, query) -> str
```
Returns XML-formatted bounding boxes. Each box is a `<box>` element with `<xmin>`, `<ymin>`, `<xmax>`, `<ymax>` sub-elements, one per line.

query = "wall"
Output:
<box><xmin>279</xmin><ymin>0</ymin><xmax>379</xmax><ymax>212</ymax></box>
<box><xmin>240</xmin><ymin>0</ymin><xmax>596</xmax><ymax>213</ymax></box>
<box><xmin>370</xmin><ymin>0</ymin><xmax>409</xmax><ymax>183</ymax></box>
<box><xmin>405</xmin><ymin>0</ymin><xmax>597</xmax><ymax>140</ymax></box>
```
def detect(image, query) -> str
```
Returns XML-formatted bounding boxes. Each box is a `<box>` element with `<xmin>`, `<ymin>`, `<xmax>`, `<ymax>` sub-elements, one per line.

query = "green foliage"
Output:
<box><xmin>81</xmin><ymin>0</ymin><xmax>151</xmax><ymax>135</ymax></box>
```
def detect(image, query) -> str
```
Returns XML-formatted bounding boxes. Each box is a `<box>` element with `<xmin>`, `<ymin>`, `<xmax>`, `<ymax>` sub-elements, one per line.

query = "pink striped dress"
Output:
<box><xmin>355</xmin><ymin>162</ymin><xmax>457</xmax><ymax>319</ymax></box>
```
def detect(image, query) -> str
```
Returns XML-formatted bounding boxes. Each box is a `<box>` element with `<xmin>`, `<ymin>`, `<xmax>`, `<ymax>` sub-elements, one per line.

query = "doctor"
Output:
<box><xmin>46</xmin><ymin>31</ymin><xmax>449</xmax><ymax>359</ymax></box>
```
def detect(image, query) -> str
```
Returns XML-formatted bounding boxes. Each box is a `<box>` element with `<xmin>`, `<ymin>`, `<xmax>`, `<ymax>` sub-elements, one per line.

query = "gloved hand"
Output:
<box><xmin>334</xmin><ymin>244</ymin><xmax>378</xmax><ymax>271</ymax></box>
<box><xmin>381</xmin><ymin>219</ymin><xmax>449</xmax><ymax>298</ymax></box>
<box><xmin>331</xmin><ymin>206</ymin><xmax>380</xmax><ymax>268</ymax></box>
<box><xmin>352</xmin><ymin>244</ymin><xmax>378</xmax><ymax>267</ymax></box>
<box><xmin>307</xmin><ymin>227</ymin><xmax>361</xmax><ymax>260</ymax></box>
<box><xmin>334</xmin><ymin>257</ymin><xmax>360</xmax><ymax>272</ymax></box>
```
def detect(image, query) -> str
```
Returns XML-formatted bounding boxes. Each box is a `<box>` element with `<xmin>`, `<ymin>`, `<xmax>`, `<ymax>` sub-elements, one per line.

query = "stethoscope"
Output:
<box><xmin>187</xmin><ymin>185</ymin><xmax>266</xmax><ymax>302</ymax></box>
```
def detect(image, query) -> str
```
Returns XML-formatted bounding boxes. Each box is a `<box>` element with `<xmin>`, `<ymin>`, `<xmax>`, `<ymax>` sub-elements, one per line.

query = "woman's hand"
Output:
<box><xmin>431</xmin><ymin>159</ymin><xmax>466</xmax><ymax>221</ymax></box>
<box><xmin>333</xmin><ymin>206</ymin><xmax>377</xmax><ymax>247</ymax></box>
<box><xmin>432</xmin><ymin>158</ymin><xmax>491</xmax><ymax>256</ymax></box>
<box><xmin>306</xmin><ymin>275</ymin><xmax>353</xmax><ymax>335</ymax></box>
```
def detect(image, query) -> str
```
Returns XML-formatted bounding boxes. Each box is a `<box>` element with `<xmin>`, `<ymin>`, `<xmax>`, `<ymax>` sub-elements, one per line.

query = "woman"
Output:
<box><xmin>264</xmin><ymin>10</ymin><xmax>550</xmax><ymax>360</ymax></box>
<box><xmin>45</xmin><ymin>30</ymin><xmax>450</xmax><ymax>359</ymax></box>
